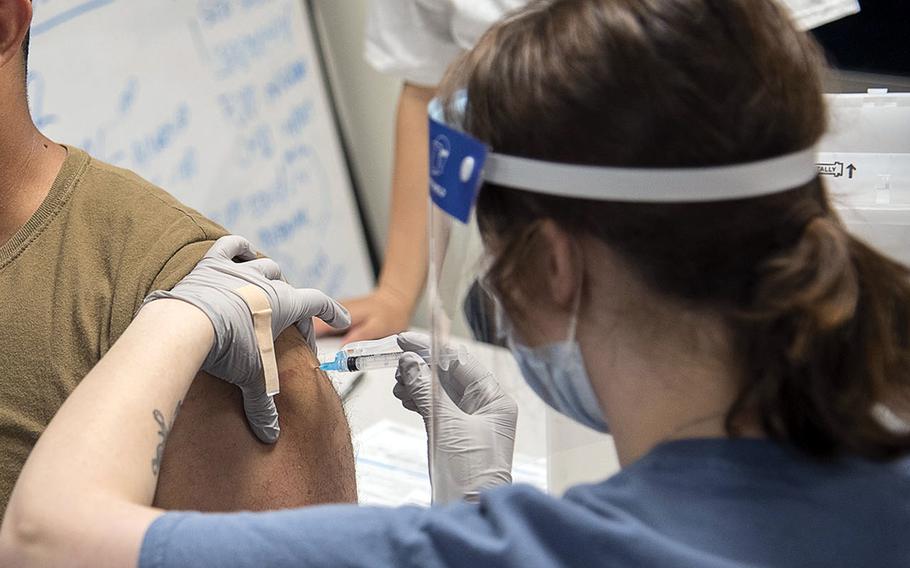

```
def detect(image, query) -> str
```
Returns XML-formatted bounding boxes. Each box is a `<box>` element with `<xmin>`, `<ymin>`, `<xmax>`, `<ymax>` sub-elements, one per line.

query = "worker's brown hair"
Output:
<box><xmin>440</xmin><ymin>0</ymin><xmax>910</xmax><ymax>459</ymax></box>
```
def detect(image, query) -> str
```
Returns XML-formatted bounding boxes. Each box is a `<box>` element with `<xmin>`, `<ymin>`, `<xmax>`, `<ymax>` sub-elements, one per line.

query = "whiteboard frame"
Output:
<box><xmin>303</xmin><ymin>0</ymin><xmax>380</xmax><ymax>277</ymax></box>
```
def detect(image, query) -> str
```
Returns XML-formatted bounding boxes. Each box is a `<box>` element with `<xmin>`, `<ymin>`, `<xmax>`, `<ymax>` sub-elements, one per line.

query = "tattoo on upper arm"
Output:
<box><xmin>151</xmin><ymin>400</ymin><xmax>183</xmax><ymax>476</ymax></box>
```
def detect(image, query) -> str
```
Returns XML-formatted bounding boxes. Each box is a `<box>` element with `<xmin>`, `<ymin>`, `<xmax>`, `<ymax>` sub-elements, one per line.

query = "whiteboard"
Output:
<box><xmin>28</xmin><ymin>0</ymin><xmax>375</xmax><ymax>299</ymax></box>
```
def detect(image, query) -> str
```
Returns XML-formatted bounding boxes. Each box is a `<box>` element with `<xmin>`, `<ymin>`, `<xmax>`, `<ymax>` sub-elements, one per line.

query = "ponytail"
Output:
<box><xmin>448</xmin><ymin>0</ymin><xmax>910</xmax><ymax>460</ymax></box>
<box><xmin>729</xmin><ymin>216</ymin><xmax>910</xmax><ymax>459</ymax></box>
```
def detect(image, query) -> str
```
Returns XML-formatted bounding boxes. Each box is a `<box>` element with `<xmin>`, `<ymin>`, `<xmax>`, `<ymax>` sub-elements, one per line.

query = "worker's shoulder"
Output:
<box><xmin>69</xmin><ymin>146</ymin><xmax>226</xmax><ymax>241</ymax></box>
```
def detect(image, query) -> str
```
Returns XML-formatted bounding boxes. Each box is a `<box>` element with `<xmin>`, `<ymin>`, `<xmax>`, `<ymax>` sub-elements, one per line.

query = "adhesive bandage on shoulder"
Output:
<box><xmin>234</xmin><ymin>285</ymin><xmax>280</xmax><ymax>396</ymax></box>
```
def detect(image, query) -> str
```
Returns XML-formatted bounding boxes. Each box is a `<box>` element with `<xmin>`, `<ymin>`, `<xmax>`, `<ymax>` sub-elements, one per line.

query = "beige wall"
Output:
<box><xmin>311</xmin><ymin>1</ymin><xmax>432</xmax><ymax>325</ymax></box>
<box><xmin>311</xmin><ymin>0</ymin><xmax>401</xmax><ymax>260</ymax></box>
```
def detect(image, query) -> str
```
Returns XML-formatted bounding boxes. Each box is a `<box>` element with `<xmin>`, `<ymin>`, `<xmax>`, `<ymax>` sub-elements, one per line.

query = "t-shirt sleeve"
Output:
<box><xmin>148</xmin><ymin>239</ymin><xmax>221</xmax><ymax>293</ymax></box>
<box><xmin>364</xmin><ymin>0</ymin><xmax>464</xmax><ymax>86</ymax></box>
<box><xmin>107</xmin><ymin>212</ymin><xmax>228</xmax><ymax>348</ymax></box>
<box><xmin>139</xmin><ymin>485</ymin><xmax>574</xmax><ymax>568</ymax></box>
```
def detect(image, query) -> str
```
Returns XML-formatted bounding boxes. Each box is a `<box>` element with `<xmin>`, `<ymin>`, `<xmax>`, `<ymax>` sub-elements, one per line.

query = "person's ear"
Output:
<box><xmin>0</xmin><ymin>0</ymin><xmax>31</xmax><ymax>71</ymax></box>
<box><xmin>537</xmin><ymin>219</ymin><xmax>581</xmax><ymax>311</ymax></box>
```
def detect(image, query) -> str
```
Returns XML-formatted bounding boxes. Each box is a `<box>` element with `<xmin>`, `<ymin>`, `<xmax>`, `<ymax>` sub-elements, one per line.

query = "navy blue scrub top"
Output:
<box><xmin>141</xmin><ymin>438</ymin><xmax>910</xmax><ymax>567</ymax></box>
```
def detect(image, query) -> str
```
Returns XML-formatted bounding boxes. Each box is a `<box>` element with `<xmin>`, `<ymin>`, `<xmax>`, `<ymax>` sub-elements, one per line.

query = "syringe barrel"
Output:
<box><xmin>349</xmin><ymin>352</ymin><xmax>405</xmax><ymax>371</ymax></box>
<box><xmin>333</xmin><ymin>349</ymin><xmax>459</xmax><ymax>372</ymax></box>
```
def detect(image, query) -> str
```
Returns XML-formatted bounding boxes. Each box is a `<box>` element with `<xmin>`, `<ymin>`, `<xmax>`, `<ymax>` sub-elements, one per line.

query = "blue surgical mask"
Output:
<box><xmin>465</xmin><ymin>279</ymin><xmax>609</xmax><ymax>433</ymax></box>
<box><xmin>505</xmin><ymin>307</ymin><xmax>610</xmax><ymax>433</ymax></box>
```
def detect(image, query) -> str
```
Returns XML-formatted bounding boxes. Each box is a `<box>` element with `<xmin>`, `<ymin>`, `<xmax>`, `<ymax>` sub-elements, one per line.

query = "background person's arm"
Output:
<box><xmin>319</xmin><ymin>83</ymin><xmax>437</xmax><ymax>343</ymax></box>
<box><xmin>153</xmin><ymin>326</ymin><xmax>357</xmax><ymax>511</ymax></box>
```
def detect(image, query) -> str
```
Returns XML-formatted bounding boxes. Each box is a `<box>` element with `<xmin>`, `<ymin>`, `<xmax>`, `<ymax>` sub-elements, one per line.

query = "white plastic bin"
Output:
<box><xmin>819</xmin><ymin>92</ymin><xmax>910</xmax><ymax>265</ymax></box>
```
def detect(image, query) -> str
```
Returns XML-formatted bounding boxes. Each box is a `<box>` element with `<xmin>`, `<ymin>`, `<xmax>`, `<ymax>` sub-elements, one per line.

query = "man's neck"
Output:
<box><xmin>0</xmin><ymin>115</ymin><xmax>66</xmax><ymax>247</ymax></box>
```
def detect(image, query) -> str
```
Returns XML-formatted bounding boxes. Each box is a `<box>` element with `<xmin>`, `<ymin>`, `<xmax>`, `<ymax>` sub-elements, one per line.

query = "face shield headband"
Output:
<box><xmin>428</xmin><ymin>91</ymin><xmax>819</xmax><ymax>223</ymax></box>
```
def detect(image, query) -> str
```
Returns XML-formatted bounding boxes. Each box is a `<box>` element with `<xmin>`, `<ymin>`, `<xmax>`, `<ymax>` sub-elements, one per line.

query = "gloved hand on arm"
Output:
<box><xmin>394</xmin><ymin>331</ymin><xmax>518</xmax><ymax>503</ymax></box>
<box><xmin>142</xmin><ymin>235</ymin><xmax>351</xmax><ymax>443</ymax></box>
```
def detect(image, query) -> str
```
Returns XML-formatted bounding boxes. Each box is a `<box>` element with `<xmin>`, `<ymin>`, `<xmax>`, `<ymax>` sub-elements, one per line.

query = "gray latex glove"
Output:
<box><xmin>394</xmin><ymin>331</ymin><xmax>517</xmax><ymax>503</ymax></box>
<box><xmin>142</xmin><ymin>235</ymin><xmax>350</xmax><ymax>443</ymax></box>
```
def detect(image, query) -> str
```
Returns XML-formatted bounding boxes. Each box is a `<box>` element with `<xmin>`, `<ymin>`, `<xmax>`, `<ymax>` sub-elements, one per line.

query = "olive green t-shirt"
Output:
<box><xmin>0</xmin><ymin>146</ymin><xmax>227</xmax><ymax>516</ymax></box>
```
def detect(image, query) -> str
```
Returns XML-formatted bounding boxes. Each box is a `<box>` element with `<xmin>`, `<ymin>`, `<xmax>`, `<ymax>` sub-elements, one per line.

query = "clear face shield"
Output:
<box><xmin>425</xmin><ymin>92</ymin><xmax>820</xmax><ymax>503</ymax></box>
<box><xmin>426</xmin><ymin>98</ymin><xmax>558</xmax><ymax>503</ymax></box>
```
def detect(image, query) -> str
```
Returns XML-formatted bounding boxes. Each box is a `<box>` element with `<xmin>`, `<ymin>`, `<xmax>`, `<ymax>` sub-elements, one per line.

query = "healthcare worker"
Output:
<box><xmin>320</xmin><ymin>0</ymin><xmax>527</xmax><ymax>342</ymax></box>
<box><xmin>4</xmin><ymin>1</ymin><xmax>910</xmax><ymax>566</ymax></box>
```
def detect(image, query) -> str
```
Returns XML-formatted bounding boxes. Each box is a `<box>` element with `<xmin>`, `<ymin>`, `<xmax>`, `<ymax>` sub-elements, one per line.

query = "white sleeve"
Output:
<box><xmin>364</xmin><ymin>0</ymin><xmax>465</xmax><ymax>87</ymax></box>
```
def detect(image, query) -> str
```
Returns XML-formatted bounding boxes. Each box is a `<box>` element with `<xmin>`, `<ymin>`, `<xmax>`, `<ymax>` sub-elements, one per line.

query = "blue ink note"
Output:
<box><xmin>212</xmin><ymin>10</ymin><xmax>293</xmax><ymax>78</ymax></box>
<box><xmin>118</xmin><ymin>77</ymin><xmax>139</xmax><ymax>114</ymax></box>
<box><xmin>283</xmin><ymin>144</ymin><xmax>312</xmax><ymax>165</ymax></box>
<box><xmin>239</xmin><ymin>124</ymin><xmax>274</xmax><ymax>165</ymax></box>
<box><xmin>31</xmin><ymin>0</ymin><xmax>116</xmax><ymax>37</ymax></box>
<box><xmin>197</xmin><ymin>0</ymin><xmax>232</xmax><ymax>28</ymax></box>
<box><xmin>247</xmin><ymin>169</ymin><xmax>291</xmax><ymax>216</ymax></box>
<box><xmin>209</xmin><ymin>199</ymin><xmax>243</xmax><ymax>228</ymax></box>
<box><xmin>283</xmin><ymin>102</ymin><xmax>312</xmax><ymax>135</ymax></box>
<box><xmin>171</xmin><ymin>147</ymin><xmax>198</xmax><ymax>184</ymax></box>
<box><xmin>265</xmin><ymin>59</ymin><xmax>307</xmax><ymax>101</ymax></box>
<box><xmin>258</xmin><ymin>209</ymin><xmax>309</xmax><ymax>248</ymax></box>
<box><xmin>218</xmin><ymin>84</ymin><xmax>258</xmax><ymax>127</ymax></box>
<box><xmin>240</xmin><ymin>0</ymin><xmax>273</xmax><ymax>11</ymax></box>
<box><xmin>131</xmin><ymin>104</ymin><xmax>191</xmax><ymax>165</ymax></box>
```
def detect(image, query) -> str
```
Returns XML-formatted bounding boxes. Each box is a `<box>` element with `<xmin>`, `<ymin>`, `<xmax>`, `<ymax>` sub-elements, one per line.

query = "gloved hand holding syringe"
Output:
<box><xmin>318</xmin><ymin>335</ymin><xmax>466</xmax><ymax>373</ymax></box>
<box><xmin>320</xmin><ymin>332</ymin><xmax>517</xmax><ymax>503</ymax></box>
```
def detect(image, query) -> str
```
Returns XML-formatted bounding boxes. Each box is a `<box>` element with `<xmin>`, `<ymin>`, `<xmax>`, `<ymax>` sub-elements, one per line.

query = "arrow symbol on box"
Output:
<box><xmin>846</xmin><ymin>164</ymin><xmax>856</xmax><ymax>179</ymax></box>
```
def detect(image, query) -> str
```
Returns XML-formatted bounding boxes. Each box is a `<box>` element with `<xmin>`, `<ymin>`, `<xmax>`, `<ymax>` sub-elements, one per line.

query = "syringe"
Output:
<box><xmin>319</xmin><ymin>349</ymin><xmax>459</xmax><ymax>372</ymax></box>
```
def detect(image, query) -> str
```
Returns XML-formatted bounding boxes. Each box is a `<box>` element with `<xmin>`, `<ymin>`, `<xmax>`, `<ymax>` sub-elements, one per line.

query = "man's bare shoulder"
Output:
<box><xmin>154</xmin><ymin>327</ymin><xmax>358</xmax><ymax>510</ymax></box>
